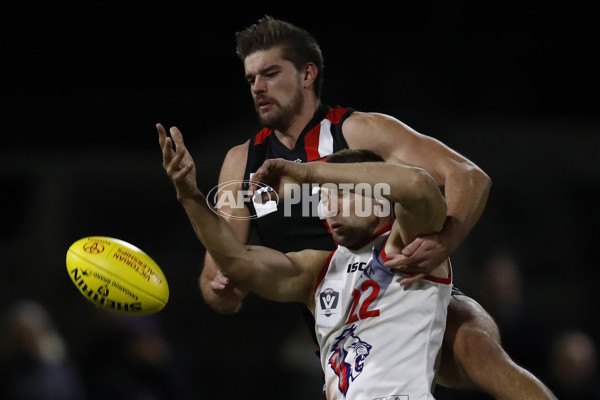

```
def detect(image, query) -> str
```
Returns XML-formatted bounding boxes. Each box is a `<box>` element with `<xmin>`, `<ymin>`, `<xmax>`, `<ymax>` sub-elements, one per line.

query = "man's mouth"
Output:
<box><xmin>330</xmin><ymin>222</ymin><xmax>343</xmax><ymax>232</ymax></box>
<box><xmin>256</xmin><ymin>99</ymin><xmax>273</xmax><ymax>111</ymax></box>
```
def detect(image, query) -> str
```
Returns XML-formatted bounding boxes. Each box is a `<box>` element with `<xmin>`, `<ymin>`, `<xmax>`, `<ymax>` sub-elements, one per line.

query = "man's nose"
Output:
<box><xmin>252</xmin><ymin>75</ymin><xmax>267</xmax><ymax>94</ymax></box>
<box><xmin>320</xmin><ymin>199</ymin><xmax>338</xmax><ymax>218</ymax></box>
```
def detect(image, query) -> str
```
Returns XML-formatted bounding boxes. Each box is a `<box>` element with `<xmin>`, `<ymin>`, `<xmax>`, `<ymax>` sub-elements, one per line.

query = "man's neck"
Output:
<box><xmin>346</xmin><ymin>219</ymin><xmax>395</xmax><ymax>251</ymax></box>
<box><xmin>274</xmin><ymin>97</ymin><xmax>320</xmax><ymax>149</ymax></box>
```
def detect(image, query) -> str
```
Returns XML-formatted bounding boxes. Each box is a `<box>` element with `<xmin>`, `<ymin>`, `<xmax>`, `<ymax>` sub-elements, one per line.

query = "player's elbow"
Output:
<box><xmin>468</xmin><ymin>163</ymin><xmax>492</xmax><ymax>194</ymax></box>
<box><xmin>412</xmin><ymin>169</ymin><xmax>447</xmax><ymax>233</ymax></box>
<box><xmin>422</xmin><ymin>193</ymin><xmax>447</xmax><ymax>234</ymax></box>
<box><xmin>411</xmin><ymin>168</ymin><xmax>446</xmax><ymax>206</ymax></box>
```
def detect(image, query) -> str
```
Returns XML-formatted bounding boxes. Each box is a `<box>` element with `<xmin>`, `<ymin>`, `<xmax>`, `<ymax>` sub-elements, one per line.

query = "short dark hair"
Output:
<box><xmin>235</xmin><ymin>15</ymin><xmax>325</xmax><ymax>98</ymax></box>
<box><xmin>326</xmin><ymin>149</ymin><xmax>385</xmax><ymax>164</ymax></box>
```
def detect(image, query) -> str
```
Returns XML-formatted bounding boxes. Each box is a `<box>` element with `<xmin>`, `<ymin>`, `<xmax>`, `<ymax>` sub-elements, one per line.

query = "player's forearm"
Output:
<box><xmin>441</xmin><ymin>164</ymin><xmax>491</xmax><ymax>252</ymax></box>
<box><xmin>179</xmin><ymin>194</ymin><xmax>251</xmax><ymax>280</ymax></box>
<box><xmin>201</xmin><ymin>239</ymin><xmax>308</xmax><ymax>304</ymax></box>
<box><xmin>307</xmin><ymin>161</ymin><xmax>443</xmax><ymax>206</ymax></box>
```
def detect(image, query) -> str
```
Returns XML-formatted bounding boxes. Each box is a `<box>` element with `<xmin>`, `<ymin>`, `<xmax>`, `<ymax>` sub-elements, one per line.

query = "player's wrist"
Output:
<box><xmin>176</xmin><ymin>187</ymin><xmax>204</xmax><ymax>203</ymax></box>
<box><xmin>437</xmin><ymin>216</ymin><xmax>464</xmax><ymax>255</ymax></box>
<box><xmin>280</xmin><ymin>159</ymin><xmax>310</xmax><ymax>183</ymax></box>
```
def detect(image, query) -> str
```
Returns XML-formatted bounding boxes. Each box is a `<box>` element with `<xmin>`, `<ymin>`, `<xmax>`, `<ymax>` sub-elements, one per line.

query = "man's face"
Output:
<box><xmin>321</xmin><ymin>187</ymin><xmax>383</xmax><ymax>249</ymax></box>
<box><xmin>243</xmin><ymin>47</ymin><xmax>304</xmax><ymax>130</ymax></box>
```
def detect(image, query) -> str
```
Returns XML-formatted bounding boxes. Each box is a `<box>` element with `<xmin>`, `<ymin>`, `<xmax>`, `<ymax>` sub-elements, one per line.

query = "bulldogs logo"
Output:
<box><xmin>328</xmin><ymin>324</ymin><xmax>372</xmax><ymax>396</ymax></box>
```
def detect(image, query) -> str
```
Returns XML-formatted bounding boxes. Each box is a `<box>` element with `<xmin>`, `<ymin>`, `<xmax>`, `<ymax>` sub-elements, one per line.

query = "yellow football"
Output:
<box><xmin>66</xmin><ymin>236</ymin><xmax>169</xmax><ymax>315</ymax></box>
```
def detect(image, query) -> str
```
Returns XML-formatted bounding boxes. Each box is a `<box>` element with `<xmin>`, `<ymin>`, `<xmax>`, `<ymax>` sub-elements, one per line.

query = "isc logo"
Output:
<box><xmin>346</xmin><ymin>261</ymin><xmax>367</xmax><ymax>273</ymax></box>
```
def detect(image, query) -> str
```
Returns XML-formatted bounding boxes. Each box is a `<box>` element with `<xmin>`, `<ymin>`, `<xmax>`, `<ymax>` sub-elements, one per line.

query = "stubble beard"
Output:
<box><xmin>256</xmin><ymin>87</ymin><xmax>304</xmax><ymax>131</ymax></box>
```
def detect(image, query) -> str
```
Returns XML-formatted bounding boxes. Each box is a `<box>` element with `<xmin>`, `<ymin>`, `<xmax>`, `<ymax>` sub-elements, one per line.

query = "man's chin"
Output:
<box><xmin>332</xmin><ymin>233</ymin><xmax>353</xmax><ymax>249</ymax></box>
<box><xmin>257</xmin><ymin>107</ymin><xmax>290</xmax><ymax>131</ymax></box>
<box><xmin>257</xmin><ymin>113</ymin><xmax>276</xmax><ymax>128</ymax></box>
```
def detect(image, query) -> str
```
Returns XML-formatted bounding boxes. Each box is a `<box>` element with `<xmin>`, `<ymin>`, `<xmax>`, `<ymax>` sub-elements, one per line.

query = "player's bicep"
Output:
<box><xmin>243</xmin><ymin>247</ymin><xmax>329</xmax><ymax>305</ymax></box>
<box><xmin>213</xmin><ymin>141</ymin><xmax>252</xmax><ymax>239</ymax></box>
<box><xmin>201</xmin><ymin>142</ymin><xmax>250</xmax><ymax>279</ymax></box>
<box><xmin>387</xmin><ymin>129</ymin><xmax>470</xmax><ymax>185</ymax></box>
<box><xmin>343</xmin><ymin>112</ymin><xmax>464</xmax><ymax>183</ymax></box>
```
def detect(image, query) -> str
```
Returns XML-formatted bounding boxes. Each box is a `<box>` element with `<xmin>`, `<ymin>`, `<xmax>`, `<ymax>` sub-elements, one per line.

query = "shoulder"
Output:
<box><xmin>341</xmin><ymin>112</ymin><xmax>416</xmax><ymax>161</ymax></box>
<box><xmin>282</xmin><ymin>249</ymin><xmax>332</xmax><ymax>308</ymax></box>
<box><xmin>287</xmin><ymin>249</ymin><xmax>332</xmax><ymax>264</ymax></box>
<box><xmin>343</xmin><ymin>111</ymin><xmax>411</xmax><ymax>135</ymax></box>
<box><xmin>287</xmin><ymin>249</ymin><xmax>332</xmax><ymax>274</ymax></box>
<box><xmin>219</xmin><ymin>140</ymin><xmax>250</xmax><ymax>182</ymax></box>
<box><xmin>223</xmin><ymin>140</ymin><xmax>250</xmax><ymax>165</ymax></box>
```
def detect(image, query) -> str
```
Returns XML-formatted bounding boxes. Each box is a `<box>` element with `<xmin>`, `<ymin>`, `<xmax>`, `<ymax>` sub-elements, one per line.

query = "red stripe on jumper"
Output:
<box><xmin>304</xmin><ymin>124</ymin><xmax>321</xmax><ymax>161</ymax></box>
<box><xmin>326</xmin><ymin>107</ymin><xmax>348</xmax><ymax>124</ymax></box>
<box><xmin>305</xmin><ymin>107</ymin><xmax>348</xmax><ymax>160</ymax></box>
<box><xmin>254</xmin><ymin>128</ymin><xmax>272</xmax><ymax>145</ymax></box>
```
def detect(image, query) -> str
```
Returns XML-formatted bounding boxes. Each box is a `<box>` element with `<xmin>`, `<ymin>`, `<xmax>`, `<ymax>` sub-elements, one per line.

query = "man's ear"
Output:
<box><xmin>302</xmin><ymin>62</ymin><xmax>318</xmax><ymax>89</ymax></box>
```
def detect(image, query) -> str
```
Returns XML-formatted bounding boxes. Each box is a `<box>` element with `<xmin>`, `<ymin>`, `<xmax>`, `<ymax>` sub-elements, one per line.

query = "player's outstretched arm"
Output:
<box><xmin>251</xmin><ymin>157</ymin><xmax>447</xmax><ymax>241</ymax></box>
<box><xmin>198</xmin><ymin>144</ymin><xmax>252</xmax><ymax>314</ymax></box>
<box><xmin>158</xmin><ymin>125</ymin><xmax>324</xmax><ymax>304</ymax></box>
<box><xmin>158</xmin><ymin>124</ymin><xmax>250</xmax><ymax>312</ymax></box>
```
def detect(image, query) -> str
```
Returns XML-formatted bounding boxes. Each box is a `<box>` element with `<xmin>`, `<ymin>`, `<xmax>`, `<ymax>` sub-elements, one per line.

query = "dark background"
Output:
<box><xmin>2</xmin><ymin>2</ymin><xmax>599</xmax><ymax>399</ymax></box>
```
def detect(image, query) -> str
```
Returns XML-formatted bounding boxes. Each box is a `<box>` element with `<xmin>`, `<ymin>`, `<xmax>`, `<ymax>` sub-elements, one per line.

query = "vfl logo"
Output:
<box><xmin>206</xmin><ymin>180</ymin><xmax>279</xmax><ymax>220</ymax></box>
<box><xmin>328</xmin><ymin>324</ymin><xmax>372</xmax><ymax>397</ymax></box>
<box><xmin>83</xmin><ymin>242</ymin><xmax>105</xmax><ymax>255</ymax></box>
<box><xmin>320</xmin><ymin>288</ymin><xmax>339</xmax><ymax>317</ymax></box>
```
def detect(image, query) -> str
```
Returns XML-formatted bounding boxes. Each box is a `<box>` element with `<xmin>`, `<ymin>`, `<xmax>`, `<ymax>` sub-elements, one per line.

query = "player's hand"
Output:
<box><xmin>250</xmin><ymin>158</ymin><xmax>309</xmax><ymax>198</ymax></box>
<box><xmin>209</xmin><ymin>268</ymin><xmax>233</xmax><ymax>290</ymax></box>
<box><xmin>157</xmin><ymin>123</ymin><xmax>199</xmax><ymax>200</ymax></box>
<box><xmin>203</xmin><ymin>269</ymin><xmax>249</xmax><ymax>314</ymax></box>
<box><xmin>384</xmin><ymin>234</ymin><xmax>450</xmax><ymax>286</ymax></box>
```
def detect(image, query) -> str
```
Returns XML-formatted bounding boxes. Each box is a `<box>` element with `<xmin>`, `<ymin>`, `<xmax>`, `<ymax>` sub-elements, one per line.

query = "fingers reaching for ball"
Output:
<box><xmin>156</xmin><ymin>123</ymin><xmax>199</xmax><ymax>200</ymax></box>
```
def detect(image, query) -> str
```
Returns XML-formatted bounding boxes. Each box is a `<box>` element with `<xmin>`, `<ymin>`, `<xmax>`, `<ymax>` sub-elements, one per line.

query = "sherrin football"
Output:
<box><xmin>66</xmin><ymin>236</ymin><xmax>169</xmax><ymax>315</ymax></box>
